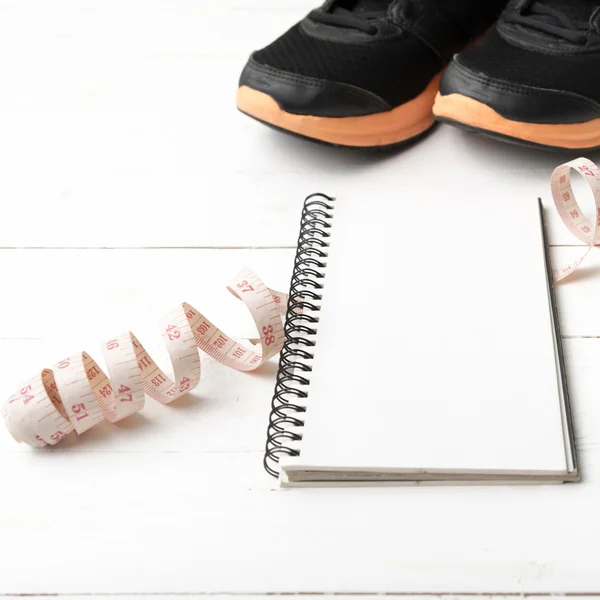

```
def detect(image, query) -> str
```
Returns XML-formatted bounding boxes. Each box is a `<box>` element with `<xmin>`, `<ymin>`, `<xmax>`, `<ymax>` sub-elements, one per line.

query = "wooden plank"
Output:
<box><xmin>0</xmin><ymin>0</ymin><xmax>313</xmax><ymax>59</ymax></box>
<box><xmin>0</xmin><ymin>246</ymin><xmax>597</xmax><ymax>344</ymax></box>
<box><xmin>0</xmin><ymin>448</ymin><xmax>599</xmax><ymax>594</ymax></box>
<box><xmin>2</xmin><ymin>597</ymin><xmax>599</xmax><ymax>600</ymax></box>
<box><xmin>0</xmin><ymin>115</ymin><xmax>591</xmax><ymax>248</ymax></box>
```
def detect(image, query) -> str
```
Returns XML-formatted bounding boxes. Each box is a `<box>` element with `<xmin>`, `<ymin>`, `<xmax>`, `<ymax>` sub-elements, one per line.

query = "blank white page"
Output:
<box><xmin>286</xmin><ymin>192</ymin><xmax>568</xmax><ymax>475</ymax></box>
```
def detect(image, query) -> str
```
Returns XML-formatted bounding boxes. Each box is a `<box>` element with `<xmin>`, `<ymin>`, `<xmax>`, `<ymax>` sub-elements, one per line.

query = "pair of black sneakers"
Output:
<box><xmin>237</xmin><ymin>0</ymin><xmax>600</xmax><ymax>152</ymax></box>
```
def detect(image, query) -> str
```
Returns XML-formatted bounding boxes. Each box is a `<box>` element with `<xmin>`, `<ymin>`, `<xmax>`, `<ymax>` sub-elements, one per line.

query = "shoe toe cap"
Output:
<box><xmin>238</xmin><ymin>56</ymin><xmax>391</xmax><ymax>118</ymax></box>
<box><xmin>439</xmin><ymin>59</ymin><xmax>600</xmax><ymax>125</ymax></box>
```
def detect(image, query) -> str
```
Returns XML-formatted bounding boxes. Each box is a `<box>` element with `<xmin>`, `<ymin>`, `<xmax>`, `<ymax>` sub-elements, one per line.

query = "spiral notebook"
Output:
<box><xmin>264</xmin><ymin>192</ymin><xmax>578</xmax><ymax>486</ymax></box>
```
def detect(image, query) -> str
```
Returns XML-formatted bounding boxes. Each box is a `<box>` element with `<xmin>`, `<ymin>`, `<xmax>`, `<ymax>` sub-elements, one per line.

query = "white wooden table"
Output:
<box><xmin>2</xmin><ymin>1</ymin><xmax>600</xmax><ymax>597</ymax></box>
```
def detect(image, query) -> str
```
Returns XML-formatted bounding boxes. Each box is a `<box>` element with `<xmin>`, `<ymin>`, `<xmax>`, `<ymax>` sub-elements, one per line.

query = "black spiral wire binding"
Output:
<box><xmin>264</xmin><ymin>193</ymin><xmax>336</xmax><ymax>477</ymax></box>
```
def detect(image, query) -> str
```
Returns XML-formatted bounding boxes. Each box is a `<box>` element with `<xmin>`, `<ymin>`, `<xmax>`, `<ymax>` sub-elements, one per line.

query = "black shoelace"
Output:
<box><xmin>308</xmin><ymin>6</ymin><xmax>381</xmax><ymax>35</ymax></box>
<box><xmin>505</xmin><ymin>0</ymin><xmax>592</xmax><ymax>44</ymax></box>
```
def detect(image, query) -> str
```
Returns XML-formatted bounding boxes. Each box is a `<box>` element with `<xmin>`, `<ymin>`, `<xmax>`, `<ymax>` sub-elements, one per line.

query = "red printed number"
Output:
<box><xmin>213</xmin><ymin>334</ymin><xmax>227</xmax><ymax>349</ymax></box>
<box><xmin>72</xmin><ymin>403</ymin><xmax>89</xmax><ymax>421</ymax></box>
<box><xmin>20</xmin><ymin>385</ymin><xmax>34</xmax><ymax>405</ymax></box>
<box><xmin>232</xmin><ymin>347</ymin><xmax>246</xmax><ymax>359</ymax></box>
<box><xmin>237</xmin><ymin>280</ymin><xmax>254</xmax><ymax>293</ymax></box>
<box><xmin>87</xmin><ymin>365</ymin><xmax>100</xmax><ymax>379</ymax></box>
<box><xmin>118</xmin><ymin>384</ymin><xmax>133</xmax><ymax>402</ymax></box>
<box><xmin>197</xmin><ymin>321</ymin><xmax>210</xmax><ymax>335</ymax></box>
<box><xmin>152</xmin><ymin>374</ymin><xmax>167</xmax><ymax>387</ymax></box>
<box><xmin>99</xmin><ymin>384</ymin><xmax>112</xmax><ymax>399</ymax></box>
<box><xmin>179</xmin><ymin>376</ymin><xmax>191</xmax><ymax>392</ymax></box>
<box><xmin>138</xmin><ymin>355</ymin><xmax>151</xmax><ymax>370</ymax></box>
<box><xmin>578</xmin><ymin>165</ymin><xmax>595</xmax><ymax>177</ymax></box>
<box><xmin>166</xmin><ymin>325</ymin><xmax>180</xmax><ymax>341</ymax></box>
<box><xmin>262</xmin><ymin>325</ymin><xmax>275</xmax><ymax>346</ymax></box>
<box><xmin>106</xmin><ymin>340</ymin><xmax>119</xmax><ymax>350</ymax></box>
<box><xmin>57</xmin><ymin>359</ymin><xmax>70</xmax><ymax>369</ymax></box>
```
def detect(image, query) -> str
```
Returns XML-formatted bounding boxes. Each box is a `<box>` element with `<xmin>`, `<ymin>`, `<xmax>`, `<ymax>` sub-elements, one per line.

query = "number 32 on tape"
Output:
<box><xmin>3</xmin><ymin>268</ymin><xmax>287</xmax><ymax>447</ymax></box>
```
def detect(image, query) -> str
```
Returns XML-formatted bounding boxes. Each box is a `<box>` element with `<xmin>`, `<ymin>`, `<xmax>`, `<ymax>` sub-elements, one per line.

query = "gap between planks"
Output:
<box><xmin>0</xmin><ymin>244</ymin><xmax>587</xmax><ymax>250</ymax></box>
<box><xmin>0</xmin><ymin>335</ymin><xmax>597</xmax><ymax>340</ymax></box>
<box><xmin>0</xmin><ymin>246</ymin><xmax>296</xmax><ymax>251</ymax></box>
<box><xmin>2</xmin><ymin>593</ymin><xmax>600</xmax><ymax>598</ymax></box>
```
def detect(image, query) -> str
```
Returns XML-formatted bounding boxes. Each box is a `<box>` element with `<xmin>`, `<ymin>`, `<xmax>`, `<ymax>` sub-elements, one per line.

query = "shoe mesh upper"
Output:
<box><xmin>535</xmin><ymin>0</ymin><xmax>598</xmax><ymax>21</ymax></box>
<box><xmin>250</xmin><ymin>0</ymin><xmax>507</xmax><ymax>108</ymax></box>
<box><xmin>345</xmin><ymin>0</ymin><xmax>391</xmax><ymax>12</ymax></box>
<box><xmin>252</xmin><ymin>23</ymin><xmax>444</xmax><ymax>108</ymax></box>
<box><xmin>457</xmin><ymin>27</ymin><xmax>600</xmax><ymax>102</ymax></box>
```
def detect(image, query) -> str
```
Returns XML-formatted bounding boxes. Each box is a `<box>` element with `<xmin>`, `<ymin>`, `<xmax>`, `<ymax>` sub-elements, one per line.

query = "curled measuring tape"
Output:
<box><xmin>551</xmin><ymin>157</ymin><xmax>600</xmax><ymax>282</ymax></box>
<box><xmin>3</xmin><ymin>267</ymin><xmax>287</xmax><ymax>447</ymax></box>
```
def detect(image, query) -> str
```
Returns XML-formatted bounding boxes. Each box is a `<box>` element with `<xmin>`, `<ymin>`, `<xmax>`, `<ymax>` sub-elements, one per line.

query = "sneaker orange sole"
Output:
<box><xmin>236</xmin><ymin>74</ymin><xmax>442</xmax><ymax>149</ymax></box>
<box><xmin>434</xmin><ymin>92</ymin><xmax>600</xmax><ymax>151</ymax></box>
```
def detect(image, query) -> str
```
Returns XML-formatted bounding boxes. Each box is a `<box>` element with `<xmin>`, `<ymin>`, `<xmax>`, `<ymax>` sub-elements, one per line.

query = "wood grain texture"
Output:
<box><xmin>2</xmin><ymin>597</ymin><xmax>600</xmax><ymax>600</ymax></box>
<box><xmin>2</xmin><ymin>0</ymin><xmax>600</xmax><ymax>596</ymax></box>
<box><xmin>3</xmin><ymin>597</ymin><xmax>600</xmax><ymax>600</ymax></box>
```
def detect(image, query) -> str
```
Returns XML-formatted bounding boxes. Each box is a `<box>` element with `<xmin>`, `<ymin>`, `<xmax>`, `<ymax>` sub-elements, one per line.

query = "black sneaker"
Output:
<box><xmin>237</xmin><ymin>0</ymin><xmax>507</xmax><ymax>149</ymax></box>
<box><xmin>434</xmin><ymin>0</ymin><xmax>600</xmax><ymax>151</ymax></box>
